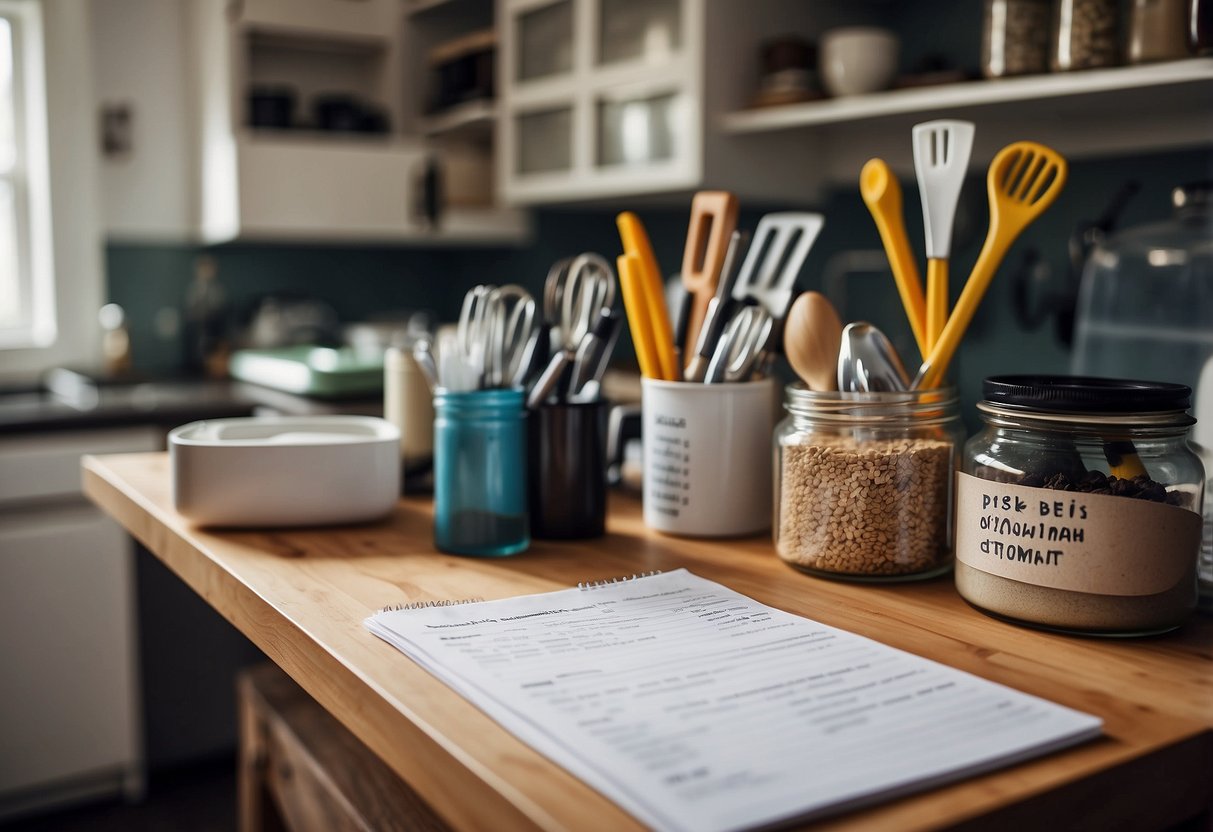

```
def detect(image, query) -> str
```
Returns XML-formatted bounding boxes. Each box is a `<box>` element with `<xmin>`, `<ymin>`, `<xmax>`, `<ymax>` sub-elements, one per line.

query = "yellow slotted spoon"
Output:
<box><xmin>914</xmin><ymin>141</ymin><xmax>1068</xmax><ymax>390</ymax></box>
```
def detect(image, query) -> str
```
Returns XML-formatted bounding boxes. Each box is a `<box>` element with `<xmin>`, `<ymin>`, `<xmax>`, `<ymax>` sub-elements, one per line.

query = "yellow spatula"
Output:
<box><xmin>617</xmin><ymin>212</ymin><xmax>679</xmax><ymax>380</ymax></box>
<box><xmin>914</xmin><ymin>141</ymin><xmax>1068</xmax><ymax>390</ymax></box>
<box><xmin>861</xmin><ymin>159</ymin><xmax>929</xmax><ymax>361</ymax></box>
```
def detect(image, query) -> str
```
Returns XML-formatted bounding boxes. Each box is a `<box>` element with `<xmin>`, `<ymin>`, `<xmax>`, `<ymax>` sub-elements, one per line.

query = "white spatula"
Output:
<box><xmin>912</xmin><ymin>119</ymin><xmax>975</xmax><ymax>351</ymax></box>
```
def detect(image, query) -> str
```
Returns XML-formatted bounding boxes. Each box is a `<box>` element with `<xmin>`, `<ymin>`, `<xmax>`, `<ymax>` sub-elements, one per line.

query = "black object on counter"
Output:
<box><xmin>527</xmin><ymin>399</ymin><xmax>607</xmax><ymax>540</ymax></box>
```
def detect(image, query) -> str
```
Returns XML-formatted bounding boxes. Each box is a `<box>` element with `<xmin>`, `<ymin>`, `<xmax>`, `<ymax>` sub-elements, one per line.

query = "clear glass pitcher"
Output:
<box><xmin>1072</xmin><ymin>183</ymin><xmax>1213</xmax><ymax>391</ymax></box>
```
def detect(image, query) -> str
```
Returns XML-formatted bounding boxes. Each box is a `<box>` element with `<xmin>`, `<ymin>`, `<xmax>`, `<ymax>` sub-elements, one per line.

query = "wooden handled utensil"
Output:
<box><xmin>860</xmin><ymin>159</ymin><xmax>929</xmax><ymax>361</ymax></box>
<box><xmin>784</xmin><ymin>291</ymin><xmax>843</xmax><ymax>392</ymax></box>
<box><xmin>914</xmin><ymin>141</ymin><xmax>1069</xmax><ymax>390</ymax></box>
<box><xmin>912</xmin><ymin>120</ymin><xmax>975</xmax><ymax>352</ymax></box>
<box><xmin>680</xmin><ymin>191</ymin><xmax>739</xmax><ymax>367</ymax></box>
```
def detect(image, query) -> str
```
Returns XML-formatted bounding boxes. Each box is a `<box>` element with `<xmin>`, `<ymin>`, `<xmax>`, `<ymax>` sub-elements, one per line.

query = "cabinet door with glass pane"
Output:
<box><xmin>498</xmin><ymin>0</ymin><xmax>701</xmax><ymax>204</ymax></box>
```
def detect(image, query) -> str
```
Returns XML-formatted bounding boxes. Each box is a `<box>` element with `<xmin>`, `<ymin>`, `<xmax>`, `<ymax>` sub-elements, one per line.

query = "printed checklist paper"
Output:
<box><xmin>366</xmin><ymin>569</ymin><xmax>1101</xmax><ymax>832</ymax></box>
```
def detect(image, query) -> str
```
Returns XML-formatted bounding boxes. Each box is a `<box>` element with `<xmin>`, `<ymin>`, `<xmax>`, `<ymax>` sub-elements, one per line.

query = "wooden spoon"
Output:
<box><xmin>784</xmin><ymin>291</ymin><xmax>843</xmax><ymax>391</ymax></box>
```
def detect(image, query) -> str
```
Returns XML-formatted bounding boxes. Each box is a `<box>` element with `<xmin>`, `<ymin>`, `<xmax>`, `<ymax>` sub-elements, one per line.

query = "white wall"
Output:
<box><xmin>91</xmin><ymin>0</ymin><xmax>194</xmax><ymax>240</ymax></box>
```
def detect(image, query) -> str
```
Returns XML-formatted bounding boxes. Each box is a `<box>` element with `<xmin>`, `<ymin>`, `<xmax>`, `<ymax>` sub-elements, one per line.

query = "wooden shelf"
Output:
<box><xmin>405</xmin><ymin>0</ymin><xmax>488</xmax><ymax>17</ymax></box>
<box><xmin>721</xmin><ymin>59</ymin><xmax>1213</xmax><ymax>134</ymax></box>
<box><xmin>718</xmin><ymin>58</ymin><xmax>1213</xmax><ymax>183</ymax></box>
<box><xmin>419</xmin><ymin>99</ymin><xmax>496</xmax><ymax>139</ymax></box>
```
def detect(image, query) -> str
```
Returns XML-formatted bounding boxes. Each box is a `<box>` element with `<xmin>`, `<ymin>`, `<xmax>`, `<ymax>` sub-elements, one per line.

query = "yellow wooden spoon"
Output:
<box><xmin>914</xmin><ymin>141</ymin><xmax>1068</xmax><ymax>389</ymax></box>
<box><xmin>860</xmin><ymin>159</ymin><xmax>928</xmax><ymax>362</ymax></box>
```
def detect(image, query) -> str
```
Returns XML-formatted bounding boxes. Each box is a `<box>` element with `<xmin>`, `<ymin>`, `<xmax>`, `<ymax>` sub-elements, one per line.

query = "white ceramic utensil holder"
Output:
<box><xmin>641</xmin><ymin>377</ymin><xmax>775</xmax><ymax>537</ymax></box>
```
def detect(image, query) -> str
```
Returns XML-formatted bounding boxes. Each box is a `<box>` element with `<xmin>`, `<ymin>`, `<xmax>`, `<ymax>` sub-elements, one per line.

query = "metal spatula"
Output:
<box><xmin>912</xmin><ymin>120</ymin><xmax>975</xmax><ymax>352</ymax></box>
<box><xmin>731</xmin><ymin>212</ymin><xmax>824</xmax><ymax>327</ymax></box>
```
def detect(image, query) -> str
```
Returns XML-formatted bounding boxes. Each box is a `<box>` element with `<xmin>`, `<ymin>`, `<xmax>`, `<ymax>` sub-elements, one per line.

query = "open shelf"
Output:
<box><xmin>721</xmin><ymin>59</ymin><xmax>1213</xmax><ymax>134</ymax></box>
<box><xmin>406</xmin><ymin>0</ymin><xmax>489</xmax><ymax>17</ymax></box>
<box><xmin>717</xmin><ymin>58</ymin><xmax>1213</xmax><ymax>182</ymax></box>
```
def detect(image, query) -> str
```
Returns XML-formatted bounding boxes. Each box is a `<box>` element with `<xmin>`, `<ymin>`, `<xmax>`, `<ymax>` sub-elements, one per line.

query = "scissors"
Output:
<box><xmin>546</xmin><ymin>253</ymin><xmax>617</xmax><ymax>352</ymax></box>
<box><xmin>483</xmin><ymin>284</ymin><xmax>537</xmax><ymax>389</ymax></box>
<box><xmin>704</xmin><ymin>303</ymin><xmax>774</xmax><ymax>384</ymax></box>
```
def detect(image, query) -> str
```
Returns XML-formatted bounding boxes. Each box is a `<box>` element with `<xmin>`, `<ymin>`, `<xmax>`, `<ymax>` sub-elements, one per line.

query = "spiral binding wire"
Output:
<box><xmin>578</xmin><ymin>570</ymin><xmax>662</xmax><ymax>590</ymax></box>
<box><xmin>379</xmin><ymin>597</ymin><xmax>485</xmax><ymax>613</ymax></box>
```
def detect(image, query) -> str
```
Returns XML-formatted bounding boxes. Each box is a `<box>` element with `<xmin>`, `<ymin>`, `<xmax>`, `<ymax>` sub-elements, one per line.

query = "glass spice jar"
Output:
<box><xmin>982</xmin><ymin>0</ymin><xmax>1052</xmax><ymax>78</ymax></box>
<box><xmin>957</xmin><ymin>376</ymin><xmax>1205</xmax><ymax>636</ymax></box>
<box><xmin>774</xmin><ymin>385</ymin><xmax>964</xmax><ymax>582</ymax></box>
<box><xmin>1129</xmin><ymin>0</ymin><xmax>1191</xmax><ymax>62</ymax></box>
<box><xmin>1052</xmin><ymin>0</ymin><xmax>1121</xmax><ymax>70</ymax></box>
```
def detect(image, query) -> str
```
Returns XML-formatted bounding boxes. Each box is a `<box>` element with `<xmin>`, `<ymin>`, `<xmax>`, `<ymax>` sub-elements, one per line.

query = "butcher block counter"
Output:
<box><xmin>83</xmin><ymin>452</ymin><xmax>1213</xmax><ymax>831</ymax></box>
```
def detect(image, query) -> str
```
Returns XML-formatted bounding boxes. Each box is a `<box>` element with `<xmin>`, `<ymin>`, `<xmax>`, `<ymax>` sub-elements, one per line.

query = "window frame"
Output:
<box><xmin>0</xmin><ymin>0</ymin><xmax>102</xmax><ymax>377</ymax></box>
<box><xmin>0</xmin><ymin>1</ymin><xmax>51</xmax><ymax>350</ymax></box>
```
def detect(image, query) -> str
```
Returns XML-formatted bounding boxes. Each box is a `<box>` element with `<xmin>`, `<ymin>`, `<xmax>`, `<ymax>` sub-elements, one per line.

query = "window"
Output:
<box><xmin>0</xmin><ymin>16</ymin><xmax>24</xmax><ymax>330</ymax></box>
<box><xmin>0</xmin><ymin>0</ymin><xmax>54</xmax><ymax>351</ymax></box>
<box><xmin>0</xmin><ymin>1</ymin><xmax>99</xmax><ymax>373</ymax></box>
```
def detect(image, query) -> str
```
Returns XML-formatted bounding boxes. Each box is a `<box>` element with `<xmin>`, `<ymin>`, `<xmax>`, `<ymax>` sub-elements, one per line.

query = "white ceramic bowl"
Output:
<box><xmin>820</xmin><ymin>27</ymin><xmax>900</xmax><ymax>97</ymax></box>
<box><xmin>170</xmin><ymin>415</ymin><xmax>400</xmax><ymax>527</ymax></box>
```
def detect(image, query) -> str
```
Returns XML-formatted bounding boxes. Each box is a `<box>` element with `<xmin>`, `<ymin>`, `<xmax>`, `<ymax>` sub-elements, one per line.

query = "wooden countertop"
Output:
<box><xmin>83</xmin><ymin>452</ymin><xmax>1213</xmax><ymax>831</ymax></box>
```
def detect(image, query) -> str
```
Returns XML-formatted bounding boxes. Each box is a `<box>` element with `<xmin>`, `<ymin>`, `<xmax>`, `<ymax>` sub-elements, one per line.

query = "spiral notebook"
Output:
<box><xmin>365</xmin><ymin>569</ymin><xmax>1101</xmax><ymax>832</ymax></box>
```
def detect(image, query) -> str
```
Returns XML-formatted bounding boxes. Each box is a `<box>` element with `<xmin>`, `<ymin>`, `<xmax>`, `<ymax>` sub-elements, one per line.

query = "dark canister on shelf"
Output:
<box><xmin>1052</xmin><ymin>0</ymin><xmax>1121</xmax><ymax>70</ymax></box>
<box><xmin>956</xmin><ymin>376</ymin><xmax>1205</xmax><ymax>636</ymax></box>
<box><xmin>982</xmin><ymin>0</ymin><xmax>1052</xmax><ymax>78</ymax></box>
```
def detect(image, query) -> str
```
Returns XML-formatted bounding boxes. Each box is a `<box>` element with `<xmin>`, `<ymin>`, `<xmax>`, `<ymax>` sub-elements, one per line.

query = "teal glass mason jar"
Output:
<box><xmin>433</xmin><ymin>388</ymin><xmax>529</xmax><ymax>556</ymax></box>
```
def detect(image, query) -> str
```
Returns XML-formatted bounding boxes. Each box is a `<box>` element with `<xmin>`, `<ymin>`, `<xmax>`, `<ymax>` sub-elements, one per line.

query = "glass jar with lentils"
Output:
<box><xmin>774</xmin><ymin>385</ymin><xmax>964</xmax><ymax>582</ymax></box>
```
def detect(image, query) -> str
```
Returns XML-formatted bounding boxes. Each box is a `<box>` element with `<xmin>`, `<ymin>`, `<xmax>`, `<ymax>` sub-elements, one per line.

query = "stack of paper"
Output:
<box><xmin>366</xmin><ymin>569</ymin><xmax>1100</xmax><ymax>832</ymax></box>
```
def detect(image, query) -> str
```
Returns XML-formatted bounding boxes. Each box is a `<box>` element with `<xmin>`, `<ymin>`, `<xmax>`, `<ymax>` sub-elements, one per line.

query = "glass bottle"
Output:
<box><xmin>1129</xmin><ymin>0</ymin><xmax>1191</xmax><ymax>62</ymax></box>
<box><xmin>1193</xmin><ymin>0</ymin><xmax>1213</xmax><ymax>53</ymax></box>
<box><xmin>773</xmin><ymin>385</ymin><xmax>964</xmax><ymax>582</ymax></box>
<box><xmin>958</xmin><ymin>376</ymin><xmax>1204</xmax><ymax>636</ymax></box>
<box><xmin>433</xmin><ymin>388</ymin><xmax>529</xmax><ymax>556</ymax></box>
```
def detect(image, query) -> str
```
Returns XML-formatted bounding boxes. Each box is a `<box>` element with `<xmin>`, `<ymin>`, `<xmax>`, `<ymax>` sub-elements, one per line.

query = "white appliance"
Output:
<box><xmin>0</xmin><ymin>427</ymin><xmax>159</xmax><ymax>820</ymax></box>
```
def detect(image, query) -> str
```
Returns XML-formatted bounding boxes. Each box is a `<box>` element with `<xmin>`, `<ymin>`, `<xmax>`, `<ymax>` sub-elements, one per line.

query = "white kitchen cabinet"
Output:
<box><xmin>92</xmin><ymin>0</ymin><xmax>196</xmax><ymax>241</ymax></box>
<box><xmin>0</xmin><ymin>427</ymin><xmax>160</xmax><ymax>820</ymax></box>
<box><xmin>496</xmin><ymin>0</ymin><xmax>824</xmax><ymax>205</ymax></box>
<box><xmin>110</xmin><ymin>0</ymin><xmax>527</xmax><ymax>245</ymax></box>
<box><xmin>496</xmin><ymin>0</ymin><xmax>1213</xmax><ymax>206</ymax></box>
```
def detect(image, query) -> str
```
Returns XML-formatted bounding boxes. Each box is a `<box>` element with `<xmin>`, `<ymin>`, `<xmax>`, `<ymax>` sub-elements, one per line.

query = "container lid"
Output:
<box><xmin>982</xmin><ymin>375</ymin><xmax>1191</xmax><ymax>413</ymax></box>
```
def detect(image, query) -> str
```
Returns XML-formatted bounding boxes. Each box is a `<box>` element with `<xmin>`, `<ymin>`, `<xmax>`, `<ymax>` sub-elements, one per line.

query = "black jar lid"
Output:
<box><xmin>983</xmin><ymin>375</ymin><xmax>1191</xmax><ymax>413</ymax></box>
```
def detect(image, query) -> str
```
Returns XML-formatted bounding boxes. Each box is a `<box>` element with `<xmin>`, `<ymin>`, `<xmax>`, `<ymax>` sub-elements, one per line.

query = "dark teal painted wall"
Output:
<box><xmin>107</xmin><ymin>147</ymin><xmax>1213</xmax><ymax>423</ymax></box>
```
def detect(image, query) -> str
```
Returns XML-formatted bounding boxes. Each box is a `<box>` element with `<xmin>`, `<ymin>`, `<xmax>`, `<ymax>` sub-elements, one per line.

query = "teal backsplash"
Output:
<box><xmin>107</xmin><ymin>147</ymin><xmax>1213</xmax><ymax>424</ymax></box>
